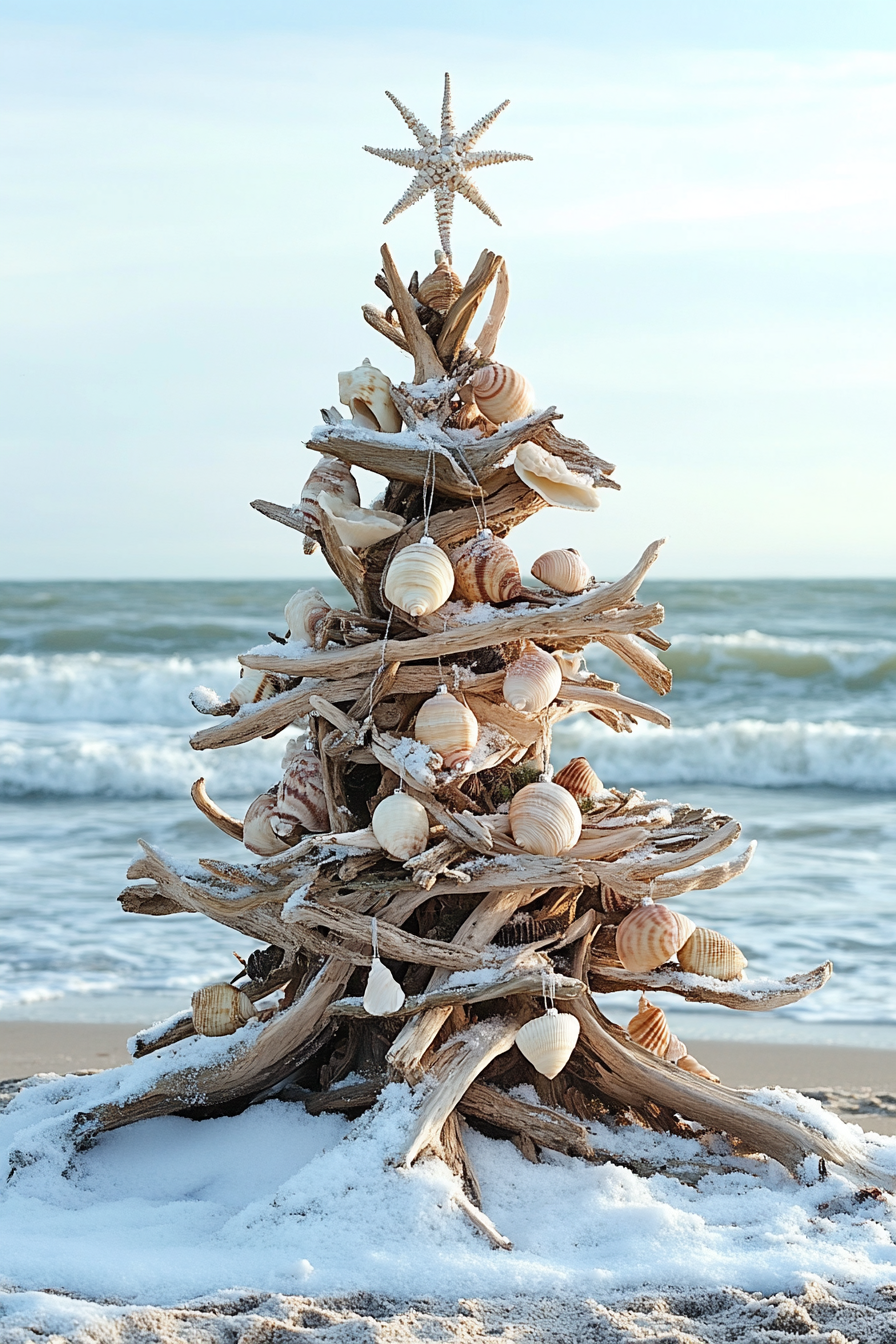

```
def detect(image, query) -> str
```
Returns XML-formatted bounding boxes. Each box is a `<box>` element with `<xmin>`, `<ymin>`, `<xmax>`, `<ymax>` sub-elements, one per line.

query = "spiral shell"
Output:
<box><xmin>363</xmin><ymin>957</ymin><xmax>406</xmax><ymax>1016</ymax></box>
<box><xmin>508</xmin><ymin>781</ymin><xmax>583</xmax><ymax>857</ymax></box>
<box><xmin>615</xmin><ymin>900</ymin><xmax>696</xmax><ymax>973</ymax></box>
<box><xmin>243</xmin><ymin>789</ymin><xmax>294</xmax><ymax>855</ymax></box>
<box><xmin>371</xmin><ymin>791</ymin><xmax>430</xmax><ymax>861</ymax></box>
<box><xmin>471</xmin><ymin>363</ymin><xmax>534</xmax><ymax>426</ymax></box>
<box><xmin>192</xmin><ymin>983</ymin><xmax>257</xmax><ymax>1037</ymax></box>
<box><xmin>627</xmin><ymin>995</ymin><xmax>671</xmax><ymax>1058</ymax></box>
<box><xmin>514</xmin><ymin>442</ymin><xmax>601</xmax><ymax>511</ymax></box>
<box><xmin>677</xmin><ymin>1054</ymin><xmax>720</xmax><ymax>1083</ymax></box>
<box><xmin>317</xmin><ymin>492</ymin><xmax>404</xmax><ymax>549</ymax></box>
<box><xmin>514</xmin><ymin>1009</ymin><xmax>581</xmax><ymax>1079</ymax></box>
<box><xmin>416</xmin><ymin>254</ymin><xmax>463</xmax><ymax>313</ymax></box>
<box><xmin>383</xmin><ymin>540</ymin><xmax>454</xmax><ymax>618</ymax></box>
<box><xmin>414</xmin><ymin>686</ymin><xmax>478</xmax><ymax>770</ymax></box>
<box><xmin>531</xmin><ymin>548</ymin><xmax>591</xmax><ymax>595</ymax></box>
<box><xmin>554</xmin><ymin>757</ymin><xmax>603</xmax><ymax>802</ymax></box>
<box><xmin>229</xmin><ymin>669</ymin><xmax>285</xmax><ymax>708</ymax></box>
<box><xmin>337</xmin><ymin>359</ymin><xmax>401</xmax><ymax>434</ymax></box>
<box><xmin>452</xmin><ymin>529</ymin><xmax>525</xmax><ymax>604</ymax></box>
<box><xmin>503</xmin><ymin>640</ymin><xmax>562</xmax><ymax>714</ymax></box>
<box><xmin>677</xmin><ymin>928</ymin><xmax>748</xmax><ymax>981</ymax></box>
<box><xmin>273</xmin><ymin>742</ymin><xmax>328</xmax><ymax>836</ymax></box>
<box><xmin>284</xmin><ymin>588</ymin><xmax>331</xmax><ymax>645</ymax></box>
<box><xmin>300</xmin><ymin>456</ymin><xmax>360</xmax><ymax>535</ymax></box>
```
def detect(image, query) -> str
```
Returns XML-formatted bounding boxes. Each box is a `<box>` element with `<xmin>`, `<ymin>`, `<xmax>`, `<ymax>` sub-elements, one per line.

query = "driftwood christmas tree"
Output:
<box><xmin>111</xmin><ymin>76</ymin><xmax>890</xmax><ymax>1241</ymax></box>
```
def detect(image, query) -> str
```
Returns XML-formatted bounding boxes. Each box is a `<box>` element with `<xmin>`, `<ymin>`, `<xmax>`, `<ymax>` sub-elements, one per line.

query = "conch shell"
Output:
<box><xmin>514</xmin><ymin>442</ymin><xmax>601</xmax><ymax>511</ymax></box>
<box><xmin>300</xmin><ymin>456</ymin><xmax>360</xmax><ymax>537</ymax></box>
<box><xmin>229</xmin><ymin>669</ymin><xmax>285</xmax><ymax>708</ymax></box>
<box><xmin>285</xmin><ymin>588</ymin><xmax>331</xmax><ymax>645</ymax></box>
<box><xmin>677</xmin><ymin>1054</ymin><xmax>720</xmax><ymax>1083</ymax></box>
<box><xmin>531</xmin><ymin>548</ymin><xmax>591</xmax><ymax>594</ymax></box>
<box><xmin>337</xmin><ymin>358</ymin><xmax>402</xmax><ymax>433</ymax></box>
<box><xmin>615</xmin><ymin>900</ymin><xmax>696</xmax><ymax>973</ymax></box>
<box><xmin>414</xmin><ymin>685</ymin><xmax>478</xmax><ymax>770</ymax></box>
<box><xmin>416</xmin><ymin>252</ymin><xmax>463</xmax><ymax>312</ymax></box>
<box><xmin>243</xmin><ymin>789</ymin><xmax>295</xmax><ymax>855</ymax></box>
<box><xmin>514</xmin><ymin>1009</ymin><xmax>580</xmax><ymax>1079</ymax></box>
<box><xmin>471</xmin><ymin>363</ymin><xmax>534</xmax><ymax>425</ymax></box>
<box><xmin>508</xmin><ymin>780</ymin><xmax>583</xmax><ymax>856</ymax></box>
<box><xmin>191</xmin><ymin>983</ymin><xmax>257</xmax><ymax>1037</ymax></box>
<box><xmin>452</xmin><ymin>529</ymin><xmax>525</xmax><ymax>604</ymax></box>
<box><xmin>317</xmin><ymin>491</ymin><xmax>404</xmax><ymax>549</ymax></box>
<box><xmin>503</xmin><ymin>640</ymin><xmax>562</xmax><ymax>714</ymax></box>
<box><xmin>554</xmin><ymin>756</ymin><xmax>603</xmax><ymax>802</ymax></box>
<box><xmin>273</xmin><ymin>741</ymin><xmax>328</xmax><ymax>836</ymax></box>
<box><xmin>371</xmin><ymin>791</ymin><xmax>430</xmax><ymax>861</ymax></box>
<box><xmin>677</xmin><ymin>928</ymin><xmax>748</xmax><ymax>981</ymax></box>
<box><xmin>383</xmin><ymin>539</ymin><xmax>454</xmax><ymax>618</ymax></box>
<box><xmin>627</xmin><ymin>995</ymin><xmax>672</xmax><ymax>1058</ymax></box>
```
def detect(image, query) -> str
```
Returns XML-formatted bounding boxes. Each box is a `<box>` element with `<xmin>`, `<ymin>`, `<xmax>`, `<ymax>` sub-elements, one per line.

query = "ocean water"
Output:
<box><xmin>0</xmin><ymin>578</ymin><xmax>894</xmax><ymax>1046</ymax></box>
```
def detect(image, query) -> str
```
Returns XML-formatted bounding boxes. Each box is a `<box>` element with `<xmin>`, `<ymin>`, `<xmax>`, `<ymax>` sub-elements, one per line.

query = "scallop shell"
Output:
<box><xmin>371</xmin><ymin>791</ymin><xmax>430</xmax><ymax>861</ymax></box>
<box><xmin>508</xmin><ymin>781</ymin><xmax>583</xmax><ymax>856</ymax></box>
<box><xmin>243</xmin><ymin>789</ymin><xmax>293</xmax><ymax>855</ymax></box>
<box><xmin>471</xmin><ymin>363</ymin><xmax>534</xmax><ymax>425</ymax></box>
<box><xmin>552</xmin><ymin>650</ymin><xmax>585</xmax><ymax>680</ymax></box>
<box><xmin>284</xmin><ymin>588</ymin><xmax>331</xmax><ymax>645</ymax></box>
<box><xmin>317</xmin><ymin>491</ymin><xmax>405</xmax><ymax>549</ymax></box>
<box><xmin>677</xmin><ymin>1053</ymin><xmax>720</xmax><ymax>1083</ymax></box>
<box><xmin>627</xmin><ymin>995</ymin><xmax>671</xmax><ymax>1058</ymax></box>
<box><xmin>677</xmin><ymin>928</ymin><xmax>748</xmax><ymax>981</ymax></box>
<box><xmin>191</xmin><ymin>983</ymin><xmax>257</xmax><ymax>1037</ymax></box>
<box><xmin>229</xmin><ymin>668</ymin><xmax>285</xmax><ymax>708</ymax></box>
<box><xmin>514</xmin><ymin>442</ymin><xmax>601</xmax><ymax>511</ymax></box>
<box><xmin>531</xmin><ymin>548</ymin><xmax>591</xmax><ymax>595</ymax></box>
<box><xmin>414</xmin><ymin>686</ymin><xmax>479</xmax><ymax>770</ymax></box>
<box><xmin>337</xmin><ymin>359</ymin><xmax>402</xmax><ymax>434</ymax></box>
<box><xmin>299</xmin><ymin>456</ymin><xmax>360</xmax><ymax>535</ymax></box>
<box><xmin>514</xmin><ymin>1009</ymin><xmax>581</xmax><ymax>1079</ymax></box>
<box><xmin>554</xmin><ymin>757</ymin><xmax>603</xmax><ymax>802</ymax></box>
<box><xmin>416</xmin><ymin>254</ymin><xmax>463</xmax><ymax>313</ymax></box>
<box><xmin>503</xmin><ymin>640</ymin><xmax>562</xmax><ymax>714</ymax></box>
<box><xmin>383</xmin><ymin>540</ymin><xmax>454</xmax><ymax>618</ymax></box>
<box><xmin>363</xmin><ymin>957</ymin><xmax>406</xmax><ymax>1016</ymax></box>
<box><xmin>452</xmin><ymin>529</ymin><xmax>525</xmax><ymax>604</ymax></box>
<box><xmin>615</xmin><ymin>900</ymin><xmax>696</xmax><ymax>973</ymax></box>
<box><xmin>273</xmin><ymin>743</ymin><xmax>328</xmax><ymax>836</ymax></box>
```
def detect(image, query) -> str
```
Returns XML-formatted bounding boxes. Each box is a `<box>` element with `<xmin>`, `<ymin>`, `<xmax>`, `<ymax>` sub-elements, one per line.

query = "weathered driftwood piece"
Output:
<box><xmin>285</xmin><ymin>902</ymin><xmax>488</xmax><ymax>972</ymax></box>
<box><xmin>473</xmin><ymin>258</ymin><xmax>509</xmax><ymax>359</ymax></box>
<box><xmin>361</xmin><ymin>303</ymin><xmax>411</xmax><ymax>353</ymax></box>
<box><xmin>190</xmin><ymin>778</ymin><xmax>244</xmax><ymax>841</ymax></box>
<box><xmin>436</xmin><ymin>248</ymin><xmax>503</xmax><ymax>364</ymax></box>
<box><xmin>380</xmin><ymin>243</ymin><xmax>445</xmax><ymax>384</ymax></box>
<box><xmin>557</xmin><ymin>681</ymin><xmax>672</xmax><ymax>729</ymax></box>
<box><xmin>328</xmin><ymin>970</ymin><xmax>585</xmax><ymax>1020</ymax></box>
<box><xmin>592</xmin><ymin>962</ymin><xmax>833</xmax><ymax>1011</ymax></box>
<box><xmin>118</xmin><ymin>883</ymin><xmax>185</xmax><ymax>917</ymax></box>
<box><xmin>596</xmin><ymin>633</ymin><xmax>673</xmax><ymax>696</ymax></box>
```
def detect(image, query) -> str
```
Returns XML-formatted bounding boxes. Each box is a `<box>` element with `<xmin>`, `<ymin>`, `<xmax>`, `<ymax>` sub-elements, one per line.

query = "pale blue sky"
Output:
<box><xmin>1</xmin><ymin>1</ymin><xmax>894</xmax><ymax>579</ymax></box>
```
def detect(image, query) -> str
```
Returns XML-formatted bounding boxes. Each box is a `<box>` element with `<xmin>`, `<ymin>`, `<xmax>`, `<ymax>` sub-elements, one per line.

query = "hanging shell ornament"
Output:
<box><xmin>554</xmin><ymin>757</ymin><xmax>603</xmax><ymax>803</ymax></box>
<box><xmin>677</xmin><ymin>1054</ymin><xmax>720</xmax><ymax>1083</ymax></box>
<box><xmin>471</xmin><ymin>363</ymin><xmax>534</xmax><ymax>425</ymax></box>
<box><xmin>627</xmin><ymin>995</ymin><xmax>672</xmax><ymax>1058</ymax></box>
<box><xmin>273</xmin><ymin>741</ymin><xmax>329</xmax><ymax>836</ymax></box>
<box><xmin>514</xmin><ymin>442</ymin><xmax>601</xmax><ymax>511</ymax></box>
<box><xmin>508</xmin><ymin>781</ymin><xmax>583</xmax><ymax>857</ymax></box>
<box><xmin>371</xmin><ymin>791</ymin><xmax>430</xmax><ymax>861</ymax></box>
<box><xmin>416</xmin><ymin>251</ymin><xmax>463</xmax><ymax>312</ymax></box>
<box><xmin>615</xmin><ymin>900</ymin><xmax>696</xmax><ymax>974</ymax></box>
<box><xmin>503</xmin><ymin>640</ymin><xmax>562</xmax><ymax>714</ymax></box>
<box><xmin>677</xmin><ymin>928</ymin><xmax>748</xmax><ymax>981</ymax></box>
<box><xmin>243</xmin><ymin>789</ymin><xmax>294</xmax><ymax>856</ymax></box>
<box><xmin>229</xmin><ymin>668</ymin><xmax>285</xmax><ymax>708</ymax></box>
<box><xmin>514</xmin><ymin>1009</ymin><xmax>580</xmax><ymax>1079</ymax></box>
<box><xmin>299</xmin><ymin>456</ymin><xmax>361</xmax><ymax>537</ymax></box>
<box><xmin>191</xmin><ymin>983</ymin><xmax>257</xmax><ymax>1037</ymax></box>
<box><xmin>414</xmin><ymin>685</ymin><xmax>479</xmax><ymax>770</ymax></box>
<box><xmin>383</xmin><ymin>539</ymin><xmax>454</xmax><ymax>618</ymax></box>
<box><xmin>284</xmin><ymin>588</ymin><xmax>331</xmax><ymax>645</ymax></box>
<box><xmin>531</xmin><ymin>548</ymin><xmax>591</xmax><ymax>595</ymax></box>
<box><xmin>363</xmin><ymin>918</ymin><xmax>406</xmax><ymax>1016</ymax></box>
<box><xmin>452</xmin><ymin>529</ymin><xmax>525</xmax><ymax>604</ymax></box>
<box><xmin>337</xmin><ymin>359</ymin><xmax>402</xmax><ymax>434</ymax></box>
<box><xmin>317</xmin><ymin>491</ymin><xmax>405</xmax><ymax>549</ymax></box>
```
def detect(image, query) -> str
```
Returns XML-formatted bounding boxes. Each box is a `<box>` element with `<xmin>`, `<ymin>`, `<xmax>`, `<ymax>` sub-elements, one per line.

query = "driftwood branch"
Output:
<box><xmin>437</xmin><ymin>248</ymin><xmax>503</xmax><ymax>365</ymax></box>
<box><xmin>591</xmin><ymin>962</ymin><xmax>834</xmax><ymax>1011</ymax></box>
<box><xmin>328</xmin><ymin>970</ymin><xmax>585</xmax><ymax>1020</ymax></box>
<box><xmin>380</xmin><ymin>244</ymin><xmax>445</xmax><ymax>383</ymax></box>
<box><xmin>190</xmin><ymin>778</ymin><xmax>244</xmax><ymax>841</ymax></box>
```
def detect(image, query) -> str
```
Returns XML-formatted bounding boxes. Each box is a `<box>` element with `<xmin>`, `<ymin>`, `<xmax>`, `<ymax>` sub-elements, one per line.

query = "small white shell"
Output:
<box><xmin>363</xmin><ymin>957</ymin><xmax>406</xmax><ymax>1015</ymax></box>
<box><xmin>514</xmin><ymin>1009</ymin><xmax>580</xmax><ymax>1079</ymax></box>
<box><xmin>317</xmin><ymin>492</ymin><xmax>405</xmax><ymax>549</ymax></box>
<box><xmin>615</xmin><ymin>901</ymin><xmax>696</xmax><ymax>974</ymax></box>
<box><xmin>191</xmin><ymin>983</ymin><xmax>257</xmax><ymax>1037</ymax></box>
<box><xmin>229</xmin><ymin>668</ymin><xmax>284</xmax><ymax>708</ymax></box>
<box><xmin>553</xmin><ymin>757</ymin><xmax>603</xmax><ymax>802</ymax></box>
<box><xmin>414</xmin><ymin>685</ymin><xmax>479</xmax><ymax>770</ymax></box>
<box><xmin>371</xmin><ymin>791</ymin><xmax>430</xmax><ymax>861</ymax></box>
<box><xmin>337</xmin><ymin>359</ymin><xmax>402</xmax><ymax>434</ymax></box>
<box><xmin>273</xmin><ymin>743</ymin><xmax>329</xmax><ymax>836</ymax></box>
<box><xmin>514</xmin><ymin>442</ymin><xmax>601</xmax><ymax>511</ymax></box>
<box><xmin>508</xmin><ymin>781</ymin><xmax>583</xmax><ymax>856</ymax></box>
<box><xmin>284</xmin><ymin>588</ymin><xmax>331</xmax><ymax>644</ymax></box>
<box><xmin>300</xmin><ymin>456</ymin><xmax>360</xmax><ymax>535</ymax></box>
<box><xmin>471</xmin><ymin>363</ymin><xmax>534</xmax><ymax>425</ymax></box>
<box><xmin>531</xmin><ymin>548</ymin><xmax>591</xmax><ymax>594</ymax></box>
<box><xmin>383</xmin><ymin>540</ymin><xmax>454</xmax><ymax>618</ymax></box>
<box><xmin>243</xmin><ymin>789</ymin><xmax>293</xmax><ymax>855</ymax></box>
<box><xmin>503</xmin><ymin>640</ymin><xmax>562</xmax><ymax>714</ymax></box>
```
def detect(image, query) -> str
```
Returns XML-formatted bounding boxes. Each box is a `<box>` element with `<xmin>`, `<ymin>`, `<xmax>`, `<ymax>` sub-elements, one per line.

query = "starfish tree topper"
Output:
<box><xmin>364</xmin><ymin>72</ymin><xmax>532</xmax><ymax>261</ymax></box>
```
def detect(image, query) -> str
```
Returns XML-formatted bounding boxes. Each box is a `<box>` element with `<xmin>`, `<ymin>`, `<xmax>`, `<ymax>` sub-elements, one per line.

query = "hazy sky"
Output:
<box><xmin>1</xmin><ymin>1</ymin><xmax>894</xmax><ymax>580</ymax></box>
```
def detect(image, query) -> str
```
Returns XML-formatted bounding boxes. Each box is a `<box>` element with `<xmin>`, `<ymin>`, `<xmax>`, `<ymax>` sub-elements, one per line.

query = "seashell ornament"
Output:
<box><xmin>300</xmin><ymin>456</ymin><xmax>361</xmax><ymax>538</ymax></box>
<box><xmin>554</xmin><ymin>756</ymin><xmax>603</xmax><ymax>803</ymax></box>
<box><xmin>515</xmin><ymin>1002</ymin><xmax>580</xmax><ymax>1079</ymax></box>
<box><xmin>243</xmin><ymin>789</ymin><xmax>293</xmax><ymax>855</ymax></box>
<box><xmin>192</xmin><ymin>983</ymin><xmax>257</xmax><ymax>1037</ymax></box>
<box><xmin>229</xmin><ymin>668</ymin><xmax>284</xmax><ymax>708</ymax></box>
<box><xmin>471</xmin><ymin>363</ymin><xmax>534</xmax><ymax>426</ymax></box>
<box><xmin>508</xmin><ymin>780</ymin><xmax>582</xmax><ymax>857</ymax></box>
<box><xmin>552</xmin><ymin>650</ymin><xmax>586</xmax><ymax>680</ymax></box>
<box><xmin>677</xmin><ymin>927</ymin><xmax>748</xmax><ymax>981</ymax></box>
<box><xmin>615</xmin><ymin>900</ymin><xmax>696</xmax><ymax>974</ymax></box>
<box><xmin>514</xmin><ymin>442</ymin><xmax>601</xmax><ymax>511</ymax></box>
<box><xmin>273</xmin><ymin>741</ymin><xmax>329</xmax><ymax>836</ymax></box>
<box><xmin>414</xmin><ymin>685</ymin><xmax>479</xmax><ymax>770</ymax></box>
<box><xmin>503</xmin><ymin>640</ymin><xmax>562</xmax><ymax>714</ymax></box>
<box><xmin>317</xmin><ymin>491</ymin><xmax>405</xmax><ymax>549</ymax></box>
<box><xmin>416</xmin><ymin>252</ymin><xmax>463</xmax><ymax>312</ymax></box>
<box><xmin>383</xmin><ymin>538</ymin><xmax>454</xmax><ymax>618</ymax></box>
<box><xmin>677</xmin><ymin>1054</ymin><xmax>720</xmax><ymax>1083</ymax></box>
<box><xmin>284</xmin><ymin>588</ymin><xmax>331</xmax><ymax>645</ymax></box>
<box><xmin>627</xmin><ymin>995</ymin><xmax>672</xmax><ymax>1058</ymax></box>
<box><xmin>531</xmin><ymin>548</ymin><xmax>592</xmax><ymax>595</ymax></box>
<box><xmin>363</xmin><ymin>918</ymin><xmax>406</xmax><ymax>1016</ymax></box>
<box><xmin>337</xmin><ymin>359</ymin><xmax>402</xmax><ymax>434</ymax></box>
<box><xmin>371</xmin><ymin>791</ymin><xmax>430</xmax><ymax>861</ymax></box>
<box><xmin>452</xmin><ymin>529</ymin><xmax>525</xmax><ymax>604</ymax></box>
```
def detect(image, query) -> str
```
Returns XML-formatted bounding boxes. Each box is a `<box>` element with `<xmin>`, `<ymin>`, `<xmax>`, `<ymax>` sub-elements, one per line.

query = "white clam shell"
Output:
<box><xmin>243</xmin><ymin>789</ymin><xmax>293</xmax><ymax>855</ymax></box>
<box><xmin>471</xmin><ymin>363</ymin><xmax>534</xmax><ymax>425</ymax></box>
<box><xmin>371</xmin><ymin>791</ymin><xmax>430</xmax><ymax>861</ymax></box>
<box><xmin>503</xmin><ymin>640</ymin><xmax>562</xmax><ymax>714</ymax></box>
<box><xmin>414</xmin><ymin>686</ymin><xmax>478</xmax><ymax>770</ymax></box>
<box><xmin>363</xmin><ymin>957</ymin><xmax>406</xmax><ymax>1015</ymax></box>
<box><xmin>337</xmin><ymin>359</ymin><xmax>402</xmax><ymax>434</ymax></box>
<box><xmin>191</xmin><ymin>983</ymin><xmax>257</xmax><ymax>1037</ymax></box>
<box><xmin>615</xmin><ymin>901</ymin><xmax>696</xmax><ymax>973</ymax></box>
<box><xmin>531</xmin><ymin>548</ymin><xmax>591</xmax><ymax>594</ymax></box>
<box><xmin>300</xmin><ymin>456</ymin><xmax>360</xmax><ymax>535</ymax></box>
<box><xmin>273</xmin><ymin>743</ymin><xmax>329</xmax><ymax>835</ymax></box>
<box><xmin>514</xmin><ymin>442</ymin><xmax>601</xmax><ymax>511</ymax></box>
<box><xmin>229</xmin><ymin>668</ymin><xmax>284</xmax><ymax>708</ymax></box>
<box><xmin>508</xmin><ymin>781</ymin><xmax>582</xmax><ymax>857</ymax></box>
<box><xmin>383</xmin><ymin>541</ymin><xmax>454</xmax><ymax>618</ymax></box>
<box><xmin>514</xmin><ymin>1009</ymin><xmax>580</xmax><ymax>1079</ymax></box>
<box><xmin>317</xmin><ymin>492</ymin><xmax>405</xmax><ymax>549</ymax></box>
<box><xmin>284</xmin><ymin>588</ymin><xmax>331</xmax><ymax>644</ymax></box>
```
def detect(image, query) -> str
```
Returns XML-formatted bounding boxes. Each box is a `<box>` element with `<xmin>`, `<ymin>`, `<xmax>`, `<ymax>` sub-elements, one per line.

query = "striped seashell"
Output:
<box><xmin>416</xmin><ymin>253</ymin><xmax>463</xmax><ymax>312</ymax></box>
<box><xmin>299</xmin><ymin>456</ymin><xmax>360</xmax><ymax>536</ymax></box>
<box><xmin>531</xmin><ymin>548</ymin><xmax>592</xmax><ymax>595</ymax></box>
<box><xmin>677</xmin><ymin>927</ymin><xmax>748</xmax><ymax>981</ymax></box>
<box><xmin>471</xmin><ymin>363</ymin><xmax>534</xmax><ymax>426</ymax></box>
<box><xmin>452</xmin><ymin>529</ymin><xmax>525</xmax><ymax>604</ymax></box>
<box><xmin>514</xmin><ymin>442</ymin><xmax>601</xmax><ymax>511</ymax></box>
<box><xmin>383</xmin><ymin>539</ymin><xmax>454</xmax><ymax>618</ymax></box>
<box><xmin>664</xmin><ymin>1033</ymin><xmax>688</xmax><ymax>1064</ymax></box>
<box><xmin>615</xmin><ymin>900</ymin><xmax>696</xmax><ymax>973</ymax></box>
<box><xmin>284</xmin><ymin>587</ymin><xmax>331</xmax><ymax>645</ymax></box>
<box><xmin>554</xmin><ymin>757</ymin><xmax>603</xmax><ymax>802</ymax></box>
<box><xmin>627</xmin><ymin>995</ymin><xmax>671</xmax><ymax>1058</ymax></box>
<box><xmin>371</xmin><ymin>791</ymin><xmax>430</xmax><ymax>861</ymax></box>
<box><xmin>514</xmin><ymin>1009</ymin><xmax>581</xmax><ymax>1079</ymax></box>
<box><xmin>552</xmin><ymin>650</ymin><xmax>585</xmax><ymax>680</ymax></box>
<box><xmin>273</xmin><ymin>743</ymin><xmax>328</xmax><ymax>836</ymax></box>
<box><xmin>508</xmin><ymin>781</ymin><xmax>583</xmax><ymax>857</ymax></box>
<box><xmin>229</xmin><ymin>668</ymin><xmax>285</xmax><ymax>708</ymax></box>
<box><xmin>192</xmin><ymin>983</ymin><xmax>257</xmax><ymax>1037</ymax></box>
<box><xmin>601</xmin><ymin>885</ymin><xmax>639</xmax><ymax>916</ymax></box>
<box><xmin>414</xmin><ymin>685</ymin><xmax>479</xmax><ymax>770</ymax></box>
<box><xmin>243</xmin><ymin>789</ymin><xmax>296</xmax><ymax>855</ymax></box>
<box><xmin>317</xmin><ymin>492</ymin><xmax>405</xmax><ymax>549</ymax></box>
<box><xmin>337</xmin><ymin>359</ymin><xmax>402</xmax><ymax>434</ymax></box>
<box><xmin>503</xmin><ymin>640</ymin><xmax>562</xmax><ymax>714</ymax></box>
<box><xmin>677</xmin><ymin>1054</ymin><xmax>720</xmax><ymax>1083</ymax></box>
<box><xmin>363</xmin><ymin>957</ymin><xmax>406</xmax><ymax>1016</ymax></box>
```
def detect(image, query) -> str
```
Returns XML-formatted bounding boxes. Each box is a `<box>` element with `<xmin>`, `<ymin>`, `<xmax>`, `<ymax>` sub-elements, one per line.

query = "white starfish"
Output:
<box><xmin>364</xmin><ymin>72</ymin><xmax>532</xmax><ymax>261</ymax></box>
